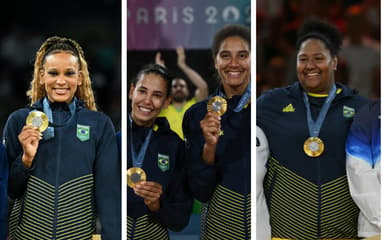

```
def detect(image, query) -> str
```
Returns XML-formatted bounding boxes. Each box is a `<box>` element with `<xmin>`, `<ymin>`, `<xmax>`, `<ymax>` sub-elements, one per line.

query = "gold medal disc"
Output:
<box><xmin>207</xmin><ymin>96</ymin><xmax>227</xmax><ymax>116</ymax></box>
<box><xmin>127</xmin><ymin>167</ymin><xmax>147</xmax><ymax>188</ymax></box>
<box><xmin>26</xmin><ymin>111</ymin><xmax>49</xmax><ymax>132</ymax></box>
<box><xmin>303</xmin><ymin>137</ymin><xmax>324</xmax><ymax>157</ymax></box>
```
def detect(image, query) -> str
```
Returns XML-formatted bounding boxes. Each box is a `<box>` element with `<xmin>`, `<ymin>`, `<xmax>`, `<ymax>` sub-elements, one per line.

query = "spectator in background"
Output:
<box><xmin>3</xmin><ymin>36</ymin><xmax>120</xmax><ymax>240</ymax></box>
<box><xmin>339</xmin><ymin>4</ymin><xmax>380</xmax><ymax>99</ymax></box>
<box><xmin>346</xmin><ymin>100</ymin><xmax>381</xmax><ymax>239</ymax></box>
<box><xmin>156</xmin><ymin>46</ymin><xmax>208</xmax><ymax>140</ymax></box>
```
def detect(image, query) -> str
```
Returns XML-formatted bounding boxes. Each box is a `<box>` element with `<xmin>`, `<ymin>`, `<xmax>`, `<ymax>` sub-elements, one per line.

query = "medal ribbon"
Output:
<box><xmin>129</xmin><ymin>115</ymin><xmax>153</xmax><ymax>168</ymax></box>
<box><xmin>303</xmin><ymin>84</ymin><xmax>337</xmax><ymax>137</ymax></box>
<box><xmin>42</xmin><ymin>97</ymin><xmax>76</xmax><ymax>140</ymax></box>
<box><xmin>218</xmin><ymin>83</ymin><xmax>251</xmax><ymax>112</ymax></box>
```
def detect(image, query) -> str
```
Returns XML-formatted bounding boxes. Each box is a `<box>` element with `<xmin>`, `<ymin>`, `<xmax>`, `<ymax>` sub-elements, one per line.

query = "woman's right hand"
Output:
<box><xmin>200</xmin><ymin>111</ymin><xmax>221</xmax><ymax>146</ymax></box>
<box><xmin>18</xmin><ymin>125</ymin><xmax>42</xmax><ymax>168</ymax></box>
<box><xmin>200</xmin><ymin>112</ymin><xmax>221</xmax><ymax>165</ymax></box>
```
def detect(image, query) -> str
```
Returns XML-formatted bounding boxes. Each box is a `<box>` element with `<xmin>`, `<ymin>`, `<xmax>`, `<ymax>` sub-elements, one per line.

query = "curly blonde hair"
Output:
<box><xmin>27</xmin><ymin>36</ymin><xmax>97</xmax><ymax>111</ymax></box>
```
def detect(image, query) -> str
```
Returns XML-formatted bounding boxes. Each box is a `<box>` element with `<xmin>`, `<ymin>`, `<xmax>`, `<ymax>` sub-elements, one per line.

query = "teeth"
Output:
<box><xmin>139</xmin><ymin>107</ymin><xmax>151</xmax><ymax>112</ymax></box>
<box><xmin>227</xmin><ymin>71</ymin><xmax>241</xmax><ymax>77</ymax></box>
<box><xmin>55</xmin><ymin>89</ymin><xmax>68</xmax><ymax>94</ymax></box>
<box><xmin>307</xmin><ymin>73</ymin><xmax>318</xmax><ymax>76</ymax></box>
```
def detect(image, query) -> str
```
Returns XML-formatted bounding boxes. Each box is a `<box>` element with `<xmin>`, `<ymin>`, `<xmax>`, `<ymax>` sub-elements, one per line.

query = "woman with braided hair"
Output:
<box><xmin>3</xmin><ymin>36</ymin><xmax>120</xmax><ymax>240</ymax></box>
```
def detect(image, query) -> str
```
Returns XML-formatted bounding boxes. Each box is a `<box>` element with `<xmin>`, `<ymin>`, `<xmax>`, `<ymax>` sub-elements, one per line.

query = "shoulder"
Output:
<box><xmin>184</xmin><ymin>99</ymin><xmax>207</xmax><ymax>117</ymax></box>
<box><xmin>155</xmin><ymin>118</ymin><xmax>184</xmax><ymax>142</ymax></box>
<box><xmin>6</xmin><ymin>107</ymin><xmax>30</xmax><ymax>124</ymax></box>
<box><xmin>257</xmin><ymin>83</ymin><xmax>300</xmax><ymax>104</ymax></box>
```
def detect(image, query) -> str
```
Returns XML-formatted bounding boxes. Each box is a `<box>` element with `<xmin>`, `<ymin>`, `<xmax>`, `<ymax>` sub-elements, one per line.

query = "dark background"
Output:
<box><xmin>0</xmin><ymin>0</ymin><xmax>121</xmax><ymax>133</ymax></box>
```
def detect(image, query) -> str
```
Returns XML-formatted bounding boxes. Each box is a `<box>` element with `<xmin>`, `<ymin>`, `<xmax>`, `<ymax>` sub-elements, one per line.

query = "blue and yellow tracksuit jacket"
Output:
<box><xmin>3</xmin><ymin>98</ymin><xmax>121</xmax><ymax>240</ymax></box>
<box><xmin>257</xmin><ymin>82</ymin><xmax>369</xmax><ymax>240</ymax></box>
<box><xmin>183</xmin><ymin>90</ymin><xmax>251</xmax><ymax>240</ymax></box>
<box><xmin>0</xmin><ymin>143</ymin><xmax>7</xmax><ymax>240</ymax></box>
<box><xmin>117</xmin><ymin>117</ymin><xmax>192</xmax><ymax>240</ymax></box>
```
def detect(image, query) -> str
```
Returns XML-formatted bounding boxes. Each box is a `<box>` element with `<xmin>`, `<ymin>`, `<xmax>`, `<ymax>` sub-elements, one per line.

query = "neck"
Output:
<box><xmin>223</xmin><ymin>81</ymin><xmax>249</xmax><ymax>99</ymax></box>
<box><xmin>131</xmin><ymin>114</ymin><xmax>154</xmax><ymax>128</ymax></box>
<box><xmin>172</xmin><ymin>101</ymin><xmax>186</xmax><ymax>109</ymax></box>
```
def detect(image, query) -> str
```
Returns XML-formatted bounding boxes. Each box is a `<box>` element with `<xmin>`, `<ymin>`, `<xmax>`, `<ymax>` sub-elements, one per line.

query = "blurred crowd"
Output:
<box><xmin>257</xmin><ymin>0</ymin><xmax>380</xmax><ymax>99</ymax></box>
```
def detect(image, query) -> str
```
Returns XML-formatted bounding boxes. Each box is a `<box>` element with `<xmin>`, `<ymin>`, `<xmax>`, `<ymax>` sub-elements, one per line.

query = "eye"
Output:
<box><xmin>65</xmin><ymin>71</ymin><xmax>76</xmax><ymax>77</ymax></box>
<box><xmin>47</xmin><ymin>71</ymin><xmax>58</xmax><ymax>76</ymax></box>
<box><xmin>239</xmin><ymin>52</ymin><xmax>249</xmax><ymax>59</ymax></box>
<box><xmin>153</xmin><ymin>93</ymin><xmax>163</xmax><ymax>99</ymax></box>
<box><xmin>220</xmin><ymin>52</ymin><xmax>231</xmax><ymax>59</ymax></box>
<box><xmin>298</xmin><ymin>57</ymin><xmax>308</xmax><ymax>63</ymax></box>
<box><xmin>137</xmin><ymin>89</ymin><xmax>146</xmax><ymax>94</ymax></box>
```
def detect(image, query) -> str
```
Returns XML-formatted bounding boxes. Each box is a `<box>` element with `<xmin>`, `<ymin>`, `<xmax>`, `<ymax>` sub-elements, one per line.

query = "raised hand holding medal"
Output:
<box><xmin>26</xmin><ymin>110</ymin><xmax>49</xmax><ymax>132</ymax></box>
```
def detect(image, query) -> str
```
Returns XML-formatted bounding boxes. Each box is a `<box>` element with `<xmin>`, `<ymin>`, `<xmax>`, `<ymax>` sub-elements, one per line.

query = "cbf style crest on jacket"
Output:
<box><xmin>257</xmin><ymin>82</ymin><xmax>369</xmax><ymax>240</ymax></box>
<box><xmin>3</xmin><ymin>98</ymin><xmax>120</xmax><ymax>240</ymax></box>
<box><xmin>118</xmin><ymin>117</ymin><xmax>192</xmax><ymax>240</ymax></box>
<box><xmin>183</xmin><ymin>89</ymin><xmax>251</xmax><ymax>240</ymax></box>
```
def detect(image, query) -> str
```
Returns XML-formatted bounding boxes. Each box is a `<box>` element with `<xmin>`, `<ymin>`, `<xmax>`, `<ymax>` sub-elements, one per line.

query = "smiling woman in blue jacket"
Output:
<box><xmin>3</xmin><ymin>36</ymin><xmax>120</xmax><ymax>240</ymax></box>
<box><xmin>117</xmin><ymin>64</ymin><xmax>192</xmax><ymax>240</ymax></box>
<box><xmin>182</xmin><ymin>24</ymin><xmax>251</xmax><ymax>239</ymax></box>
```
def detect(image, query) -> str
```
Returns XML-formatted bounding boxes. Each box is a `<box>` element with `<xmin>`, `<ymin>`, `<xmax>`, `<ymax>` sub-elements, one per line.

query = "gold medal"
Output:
<box><xmin>207</xmin><ymin>96</ymin><xmax>227</xmax><ymax>116</ymax></box>
<box><xmin>303</xmin><ymin>137</ymin><xmax>324</xmax><ymax>157</ymax></box>
<box><xmin>26</xmin><ymin>111</ymin><xmax>49</xmax><ymax>132</ymax></box>
<box><xmin>127</xmin><ymin>167</ymin><xmax>146</xmax><ymax>188</ymax></box>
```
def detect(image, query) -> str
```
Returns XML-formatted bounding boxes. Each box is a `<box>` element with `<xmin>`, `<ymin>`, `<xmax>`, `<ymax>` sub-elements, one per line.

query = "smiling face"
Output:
<box><xmin>296</xmin><ymin>38</ymin><xmax>337</xmax><ymax>94</ymax></box>
<box><xmin>214</xmin><ymin>36</ymin><xmax>250</xmax><ymax>97</ymax></box>
<box><xmin>171</xmin><ymin>78</ymin><xmax>189</xmax><ymax>103</ymax></box>
<box><xmin>129</xmin><ymin>73</ymin><xmax>170</xmax><ymax>127</ymax></box>
<box><xmin>40</xmin><ymin>51</ymin><xmax>82</xmax><ymax>103</ymax></box>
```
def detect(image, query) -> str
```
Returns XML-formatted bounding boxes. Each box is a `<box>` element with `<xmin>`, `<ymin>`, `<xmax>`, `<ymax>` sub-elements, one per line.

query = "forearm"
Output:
<box><xmin>178</xmin><ymin>63</ymin><xmax>208</xmax><ymax>100</ymax></box>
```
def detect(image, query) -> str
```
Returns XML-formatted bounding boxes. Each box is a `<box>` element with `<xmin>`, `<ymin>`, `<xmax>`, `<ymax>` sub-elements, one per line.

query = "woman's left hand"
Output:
<box><xmin>134</xmin><ymin>181</ymin><xmax>163</xmax><ymax>212</ymax></box>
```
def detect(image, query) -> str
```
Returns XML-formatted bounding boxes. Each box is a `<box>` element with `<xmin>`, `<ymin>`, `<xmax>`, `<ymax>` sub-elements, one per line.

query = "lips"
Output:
<box><xmin>138</xmin><ymin>106</ymin><xmax>152</xmax><ymax>113</ymax></box>
<box><xmin>305</xmin><ymin>72</ymin><xmax>320</xmax><ymax>80</ymax></box>
<box><xmin>54</xmin><ymin>88</ymin><xmax>69</xmax><ymax>94</ymax></box>
<box><xmin>226</xmin><ymin>71</ymin><xmax>242</xmax><ymax>77</ymax></box>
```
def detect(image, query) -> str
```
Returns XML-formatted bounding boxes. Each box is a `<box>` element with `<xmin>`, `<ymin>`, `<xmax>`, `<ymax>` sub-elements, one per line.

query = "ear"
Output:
<box><xmin>129</xmin><ymin>83</ymin><xmax>135</xmax><ymax>100</ymax></box>
<box><xmin>39</xmin><ymin>69</ymin><xmax>45</xmax><ymax>85</ymax></box>
<box><xmin>214</xmin><ymin>59</ymin><xmax>218</xmax><ymax>70</ymax></box>
<box><xmin>78</xmin><ymin>71</ymin><xmax>83</xmax><ymax>86</ymax></box>
<box><xmin>332</xmin><ymin>56</ymin><xmax>338</xmax><ymax>71</ymax></box>
<box><xmin>163</xmin><ymin>96</ymin><xmax>172</xmax><ymax>109</ymax></box>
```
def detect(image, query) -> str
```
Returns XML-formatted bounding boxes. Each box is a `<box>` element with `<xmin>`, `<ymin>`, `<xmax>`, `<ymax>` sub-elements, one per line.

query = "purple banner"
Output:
<box><xmin>127</xmin><ymin>0</ymin><xmax>250</xmax><ymax>50</ymax></box>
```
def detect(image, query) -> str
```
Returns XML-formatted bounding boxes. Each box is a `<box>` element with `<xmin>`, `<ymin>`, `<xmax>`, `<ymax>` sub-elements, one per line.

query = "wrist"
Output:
<box><xmin>22</xmin><ymin>154</ymin><xmax>33</xmax><ymax>168</ymax></box>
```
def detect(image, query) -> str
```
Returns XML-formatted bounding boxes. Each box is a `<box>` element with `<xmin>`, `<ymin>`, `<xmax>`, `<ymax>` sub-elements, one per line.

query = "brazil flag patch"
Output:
<box><xmin>158</xmin><ymin>154</ymin><xmax>170</xmax><ymax>172</ymax></box>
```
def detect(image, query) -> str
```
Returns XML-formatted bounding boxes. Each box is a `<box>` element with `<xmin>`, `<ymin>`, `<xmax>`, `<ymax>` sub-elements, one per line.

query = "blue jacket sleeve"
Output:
<box><xmin>0</xmin><ymin>144</ymin><xmax>8</xmax><ymax>240</ymax></box>
<box><xmin>182</xmin><ymin>107</ymin><xmax>218</xmax><ymax>203</ymax></box>
<box><xmin>154</xmin><ymin>138</ymin><xmax>193</xmax><ymax>232</ymax></box>
<box><xmin>95</xmin><ymin>115</ymin><xmax>121</xmax><ymax>240</ymax></box>
<box><xmin>3</xmin><ymin>111</ymin><xmax>32</xmax><ymax>200</ymax></box>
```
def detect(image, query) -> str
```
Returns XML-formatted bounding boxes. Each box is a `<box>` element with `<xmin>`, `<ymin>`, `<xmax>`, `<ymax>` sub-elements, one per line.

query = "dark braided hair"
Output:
<box><xmin>296</xmin><ymin>18</ymin><xmax>343</xmax><ymax>56</ymax></box>
<box><xmin>133</xmin><ymin>64</ymin><xmax>173</xmax><ymax>97</ymax></box>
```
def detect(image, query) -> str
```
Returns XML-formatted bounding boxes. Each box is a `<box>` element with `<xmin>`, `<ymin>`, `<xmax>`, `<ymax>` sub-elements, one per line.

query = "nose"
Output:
<box><xmin>305</xmin><ymin>59</ymin><xmax>316</xmax><ymax>70</ymax></box>
<box><xmin>229</xmin><ymin>57</ymin><xmax>240</xmax><ymax>67</ymax></box>
<box><xmin>143</xmin><ymin>94</ymin><xmax>151</xmax><ymax>104</ymax></box>
<box><xmin>56</xmin><ymin>75</ymin><xmax>66</xmax><ymax>84</ymax></box>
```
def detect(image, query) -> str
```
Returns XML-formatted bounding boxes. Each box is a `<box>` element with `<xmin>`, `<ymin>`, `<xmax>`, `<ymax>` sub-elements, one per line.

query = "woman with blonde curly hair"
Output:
<box><xmin>3</xmin><ymin>36</ymin><xmax>120</xmax><ymax>240</ymax></box>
